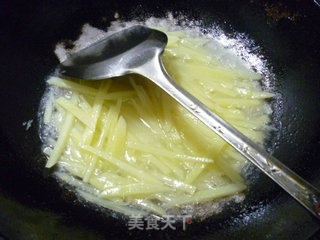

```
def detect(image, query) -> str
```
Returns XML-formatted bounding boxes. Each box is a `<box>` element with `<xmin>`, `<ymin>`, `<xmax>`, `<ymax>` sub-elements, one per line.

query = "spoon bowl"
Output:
<box><xmin>58</xmin><ymin>26</ymin><xmax>167</xmax><ymax>80</ymax></box>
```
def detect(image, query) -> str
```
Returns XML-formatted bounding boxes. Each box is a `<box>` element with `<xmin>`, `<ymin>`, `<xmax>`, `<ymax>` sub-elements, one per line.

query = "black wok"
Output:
<box><xmin>0</xmin><ymin>0</ymin><xmax>320</xmax><ymax>239</ymax></box>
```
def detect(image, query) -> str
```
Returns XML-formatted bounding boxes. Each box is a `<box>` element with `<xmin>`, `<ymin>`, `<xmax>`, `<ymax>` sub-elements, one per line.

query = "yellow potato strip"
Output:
<box><xmin>104</xmin><ymin>100</ymin><xmax>122</xmax><ymax>150</ymax></box>
<box><xmin>153</xmin><ymin>193</ymin><xmax>174</xmax><ymax>203</ymax></box>
<box><xmin>128</xmin><ymin>142</ymin><xmax>214</xmax><ymax>163</ymax></box>
<box><xmin>47</xmin><ymin>76</ymin><xmax>98</xmax><ymax>96</ymax></box>
<box><xmin>100</xmin><ymin>183</ymin><xmax>171</xmax><ymax>198</ymax></box>
<box><xmin>77</xmin><ymin>95</ymin><xmax>92</xmax><ymax>111</ymax></box>
<box><xmin>56</xmin><ymin>97</ymin><xmax>93</xmax><ymax>129</ymax></box>
<box><xmin>78</xmin><ymin>190</ymin><xmax>148</xmax><ymax>217</ymax></box>
<box><xmin>157</xmin><ymin>156</ymin><xmax>185</xmax><ymax>180</ymax></box>
<box><xmin>89</xmin><ymin>172</ymin><xmax>134</xmax><ymax>190</ymax></box>
<box><xmin>81</xmin><ymin>145</ymin><xmax>159</xmax><ymax>184</ymax></box>
<box><xmin>98</xmin><ymin>91</ymin><xmax>136</xmax><ymax>100</ymax></box>
<box><xmin>166</xmin><ymin>183</ymin><xmax>246</xmax><ymax>207</ymax></box>
<box><xmin>45</xmin><ymin>113</ymin><xmax>74</xmax><ymax>168</ymax></box>
<box><xmin>215</xmin><ymin>158</ymin><xmax>244</xmax><ymax>183</ymax></box>
<box><xmin>130</xmin><ymin>78</ymin><xmax>155</xmax><ymax>117</ymax></box>
<box><xmin>94</xmin><ymin>111</ymin><xmax>111</xmax><ymax>148</ymax></box>
<box><xmin>105</xmin><ymin>116</ymin><xmax>127</xmax><ymax>157</ymax></box>
<box><xmin>83</xmin><ymin>82</ymin><xmax>111</xmax><ymax>182</ymax></box>
<box><xmin>89</xmin><ymin>82</ymin><xmax>110</xmax><ymax>131</ymax></box>
<box><xmin>185</xmin><ymin>163</ymin><xmax>207</xmax><ymax>184</ymax></box>
<box><xmin>130</xmin><ymin>99</ymin><xmax>163</xmax><ymax>135</ymax></box>
<box><xmin>132</xmin><ymin>199</ymin><xmax>166</xmax><ymax>216</ymax></box>
<box><xmin>142</xmin><ymin>154</ymin><xmax>172</xmax><ymax>175</ymax></box>
<box><xmin>153</xmin><ymin>172</ymin><xmax>196</xmax><ymax>194</ymax></box>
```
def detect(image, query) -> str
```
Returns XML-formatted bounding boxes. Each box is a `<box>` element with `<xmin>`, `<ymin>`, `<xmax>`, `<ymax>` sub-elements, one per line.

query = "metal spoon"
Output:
<box><xmin>57</xmin><ymin>25</ymin><xmax>320</xmax><ymax>219</ymax></box>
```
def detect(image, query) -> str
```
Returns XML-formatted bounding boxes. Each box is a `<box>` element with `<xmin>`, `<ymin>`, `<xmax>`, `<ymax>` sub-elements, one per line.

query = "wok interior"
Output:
<box><xmin>0</xmin><ymin>0</ymin><xmax>319</xmax><ymax>239</ymax></box>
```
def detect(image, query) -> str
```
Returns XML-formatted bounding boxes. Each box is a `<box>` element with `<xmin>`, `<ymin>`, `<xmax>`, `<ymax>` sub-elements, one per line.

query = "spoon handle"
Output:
<box><xmin>137</xmin><ymin>56</ymin><xmax>320</xmax><ymax>219</ymax></box>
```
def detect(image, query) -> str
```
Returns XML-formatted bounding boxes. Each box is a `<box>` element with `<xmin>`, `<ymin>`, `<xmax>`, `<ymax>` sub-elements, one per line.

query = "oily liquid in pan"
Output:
<box><xmin>39</xmin><ymin>17</ymin><xmax>275</xmax><ymax>219</ymax></box>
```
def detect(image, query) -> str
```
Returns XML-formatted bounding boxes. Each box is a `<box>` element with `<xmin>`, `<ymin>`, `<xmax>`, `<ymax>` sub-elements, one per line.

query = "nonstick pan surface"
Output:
<box><xmin>0</xmin><ymin>0</ymin><xmax>320</xmax><ymax>239</ymax></box>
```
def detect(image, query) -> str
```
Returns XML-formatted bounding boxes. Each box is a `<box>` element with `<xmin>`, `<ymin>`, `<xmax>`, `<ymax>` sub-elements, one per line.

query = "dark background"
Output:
<box><xmin>0</xmin><ymin>0</ymin><xmax>320</xmax><ymax>239</ymax></box>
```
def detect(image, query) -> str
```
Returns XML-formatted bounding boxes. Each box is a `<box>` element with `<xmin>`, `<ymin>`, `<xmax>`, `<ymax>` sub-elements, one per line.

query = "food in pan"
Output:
<box><xmin>40</xmin><ymin>22</ymin><xmax>274</xmax><ymax>217</ymax></box>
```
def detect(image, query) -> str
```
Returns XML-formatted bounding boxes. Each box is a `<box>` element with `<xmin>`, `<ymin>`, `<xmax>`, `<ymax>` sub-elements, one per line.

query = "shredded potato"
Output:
<box><xmin>41</xmin><ymin>29</ymin><xmax>273</xmax><ymax>216</ymax></box>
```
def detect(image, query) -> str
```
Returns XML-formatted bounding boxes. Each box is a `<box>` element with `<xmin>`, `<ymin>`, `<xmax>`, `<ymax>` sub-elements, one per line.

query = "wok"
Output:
<box><xmin>0</xmin><ymin>0</ymin><xmax>320</xmax><ymax>239</ymax></box>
